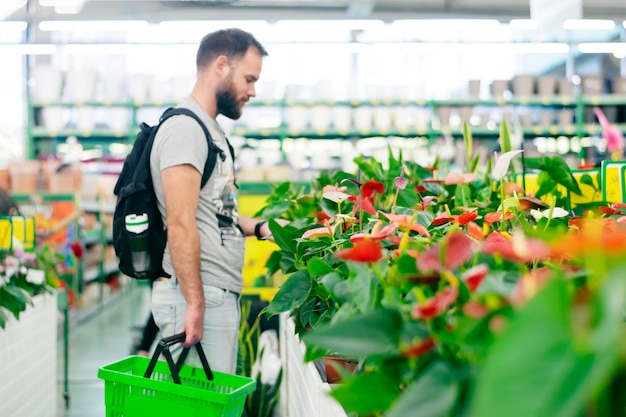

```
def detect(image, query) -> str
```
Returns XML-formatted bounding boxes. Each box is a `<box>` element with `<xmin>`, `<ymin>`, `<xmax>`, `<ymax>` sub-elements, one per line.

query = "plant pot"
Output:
<box><xmin>0</xmin><ymin>292</ymin><xmax>57</xmax><ymax>417</ymax></box>
<box><xmin>324</xmin><ymin>357</ymin><xmax>357</xmax><ymax>384</ymax></box>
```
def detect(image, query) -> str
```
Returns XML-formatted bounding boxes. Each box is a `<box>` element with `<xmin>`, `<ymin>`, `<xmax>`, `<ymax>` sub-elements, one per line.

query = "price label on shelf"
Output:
<box><xmin>602</xmin><ymin>160</ymin><xmax>626</xmax><ymax>203</ymax></box>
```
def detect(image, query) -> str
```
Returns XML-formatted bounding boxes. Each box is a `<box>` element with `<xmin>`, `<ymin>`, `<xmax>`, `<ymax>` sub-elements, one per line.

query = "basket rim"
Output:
<box><xmin>97</xmin><ymin>356</ymin><xmax>256</xmax><ymax>404</ymax></box>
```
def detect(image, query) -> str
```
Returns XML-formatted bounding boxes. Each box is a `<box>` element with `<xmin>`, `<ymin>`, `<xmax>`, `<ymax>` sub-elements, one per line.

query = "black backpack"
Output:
<box><xmin>112</xmin><ymin>107</ymin><xmax>233</xmax><ymax>279</ymax></box>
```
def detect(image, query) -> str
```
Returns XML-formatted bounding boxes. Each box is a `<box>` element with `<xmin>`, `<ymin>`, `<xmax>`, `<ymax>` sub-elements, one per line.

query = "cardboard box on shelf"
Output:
<box><xmin>42</xmin><ymin>159</ymin><xmax>82</xmax><ymax>194</ymax></box>
<box><xmin>8</xmin><ymin>161</ymin><xmax>41</xmax><ymax>193</ymax></box>
<box><xmin>0</xmin><ymin>169</ymin><xmax>9</xmax><ymax>191</ymax></box>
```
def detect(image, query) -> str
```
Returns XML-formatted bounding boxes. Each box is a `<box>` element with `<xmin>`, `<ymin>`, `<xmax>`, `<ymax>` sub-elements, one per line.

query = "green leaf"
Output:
<box><xmin>463</xmin><ymin>121</ymin><xmax>473</xmax><ymax>168</ymax></box>
<box><xmin>306</xmin><ymin>258</ymin><xmax>334</xmax><ymax>277</ymax></box>
<box><xmin>302</xmin><ymin>308</ymin><xmax>403</xmax><ymax>358</ymax></box>
<box><xmin>268</xmin><ymin>220</ymin><xmax>300</xmax><ymax>253</ymax></box>
<box><xmin>0</xmin><ymin>285</ymin><xmax>30</xmax><ymax>319</ymax></box>
<box><xmin>524</xmin><ymin>156</ymin><xmax>582</xmax><ymax>196</ymax></box>
<box><xmin>396</xmin><ymin>253</ymin><xmax>420</xmax><ymax>275</ymax></box>
<box><xmin>392</xmin><ymin>206</ymin><xmax>434</xmax><ymax>228</ymax></box>
<box><xmin>265</xmin><ymin>270</ymin><xmax>312</xmax><ymax>316</ymax></box>
<box><xmin>470</xmin><ymin>278</ymin><xmax>601</xmax><ymax>417</ymax></box>
<box><xmin>348</xmin><ymin>263</ymin><xmax>376</xmax><ymax>314</ymax></box>
<box><xmin>499</xmin><ymin>120</ymin><xmax>512</xmax><ymax>154</ymax></box>
<box><xmin>330</xmin><ymin>371</ymin><xmax>401</xmax><ymax>415</ymax></box>
<box><xmin>386</xmin><ymin>361</ymin><xmax>458</xmax><ymax>417</ymax></box>
<box><xmin>579</xmin><ymin>174</ymin><xmax>597</xmax><ymax>190</ymax></box>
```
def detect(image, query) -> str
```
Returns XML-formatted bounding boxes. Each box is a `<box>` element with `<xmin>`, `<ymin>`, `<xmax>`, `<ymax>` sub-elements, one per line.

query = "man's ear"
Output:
<box><xmin>215</xmin><ymin>55</ymin><xmax>230</xmax><ymax>77</ymax></box>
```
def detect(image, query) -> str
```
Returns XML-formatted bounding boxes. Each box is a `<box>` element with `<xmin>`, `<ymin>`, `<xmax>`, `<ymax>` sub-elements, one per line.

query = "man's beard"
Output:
<box><xmin>216</xmin><ymin>78</ymin><xmax>242</xmax><ymax>120</ymax></box>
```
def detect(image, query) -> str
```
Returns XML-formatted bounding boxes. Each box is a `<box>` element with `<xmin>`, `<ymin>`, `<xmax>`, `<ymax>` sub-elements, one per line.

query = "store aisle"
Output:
<box><xmin>56</xmin><ymin>283</ymin><xmax>152</xmax><ymax>417</ymax></box>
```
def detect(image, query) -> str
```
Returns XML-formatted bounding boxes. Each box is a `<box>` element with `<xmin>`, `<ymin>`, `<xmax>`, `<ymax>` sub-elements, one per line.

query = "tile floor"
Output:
<box><xmin>56</xmin><ymin>283</ymin><xmax>152</xmax><ymax>417</ymax></box>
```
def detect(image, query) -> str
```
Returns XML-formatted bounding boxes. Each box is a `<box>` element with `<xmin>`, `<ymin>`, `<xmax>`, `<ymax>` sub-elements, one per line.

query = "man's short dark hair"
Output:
<box><xmin>196</xmin><ymin>28</ymin><xmax>268</xmax><ymax>70</ymax></box>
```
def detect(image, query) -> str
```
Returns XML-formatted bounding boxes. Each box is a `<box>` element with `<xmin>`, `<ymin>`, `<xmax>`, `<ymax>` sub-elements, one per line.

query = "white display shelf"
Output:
<box><xmin>279</xmin><ymin>313</ymin><xmax>348</xmax><ymax>417</ymax></box>
<box><xmin>0</xmin><ymin>292</ymin><xmax>58</xmax><ymax>417</ymax></box>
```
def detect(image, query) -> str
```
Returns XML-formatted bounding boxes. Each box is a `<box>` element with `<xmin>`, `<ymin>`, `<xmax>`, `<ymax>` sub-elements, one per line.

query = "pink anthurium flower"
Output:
<box><xmin>417</xmin><ymin>231</ymin><xmax>476</xmax><ymax>272</ymax></box>
<box><xmin>349</xmin><ymin>195</ymin><xmax>377</xmax><ymax>216</ymax></box>
<box><xmin>350</xmin><ymin>222</ymin><xmax>398</xmax><ymax>242</ymax></box>
<box><xmin>335</xmin><ymin>238</ymin><xmax>383</xmax><ymax>263</ymax></box>
<box><xmin>467</xmin><ymin>221</ymin><xmax>483</xmax><ymax>240</ymax></box>
<box><xmin>411</xmin><ymin>287</ymin><xmax>459</xmax><ymax>321</ymax></box>
<box><xmin>302</xmin><ymin>222</ymin><xmax>337</xmax><ymax>239</ymax></box>
<box><xmin>380</xmin><ymin>212</ymin><xmax>430</xmax><ymax>237</ymax></box>
<box><xmin>394</xmin><ymin>167</ymin><xmax>409</xmax><ymax>190</ymax></box>
<box><xmin>595</xmin><ymin>106</ymin><xmax>625</xmax><ymax>154</ymax></box>
<box><xmin>444</xmin><ymin>172</ymin><xmax>477</xmax><ymax>185</ymax></box>
<box><xmin>481</xmin><ymin>231</ymin><xmax>551</xmax><ymax>263</ymax></box>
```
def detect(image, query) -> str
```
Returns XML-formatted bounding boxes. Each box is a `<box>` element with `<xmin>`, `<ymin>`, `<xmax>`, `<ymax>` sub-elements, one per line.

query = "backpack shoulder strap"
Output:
<box><xmin>159</xmin><ymin>107</ymin><xmax>226</xmax><ymax>189</ymax></box>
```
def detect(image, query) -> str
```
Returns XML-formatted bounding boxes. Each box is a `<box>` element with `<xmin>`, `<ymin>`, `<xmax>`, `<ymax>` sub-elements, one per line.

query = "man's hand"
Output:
<box><xmin>182</xmin><ymin>304</ymin><xmax>204</xmax><ymax>347</ymax></box>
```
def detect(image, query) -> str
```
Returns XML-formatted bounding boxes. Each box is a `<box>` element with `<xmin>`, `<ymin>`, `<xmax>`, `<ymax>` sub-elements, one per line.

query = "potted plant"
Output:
<box><xmin>261</xmin><ymin>123</ymin><xmax>626</xmax><ymax>417</ymax></box>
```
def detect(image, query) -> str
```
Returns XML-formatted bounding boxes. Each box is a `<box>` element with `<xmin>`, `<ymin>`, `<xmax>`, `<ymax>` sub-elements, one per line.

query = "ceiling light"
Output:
<box><xmin>0</xmin><ymin>44</ymin><xmax>56</xmax><ymax>54</ymax></box>
<box><xmin>62</xmin><ymin>43</ymin><xmax>198</xmax><ymax>55</ymax></box>
<box><xmin>392</xmin><ymin>19</ymin><xmax>501</xmax><ymax>31</ymax></box>
<box><xmin>158</xmin><ymin>20</ymin><xmax>269</xmax><ymax>33</ymax></box>
<box><xmin>563</xmin><ymin>19</ymin><xmax>616</xmax><ymax>30</ymax></box>
<box><xmin>275</xmin><ymin>19</ymin><xmax>384</xmax><ymax>31</ymax></box>
<box><xmin>0</xmin><ymin>1</ymin><xmax>26</xmax><ymax>20</ymax></box>
<box><xmin>39</xmin><ymin>0</ymin><xmax>85</xmax><ymax>14</ymax></box>
<box><xmin>0</xmin><ymin>21</ymin><xmax>28</xmax><ymax>32</ymax></box>
<box><xmin>578</xmin><ymin>42</ymin><xmax>626</xmax><ymax>54</ymax></box>
<box><xmin>509</xmin><ymin>19</ymin><xmax>537</xmax><ymax>30</ymax></box>
<box><xmin>39</xmin><ymin>20</ymin><xmax>149</xmax><ymax>31</ymax></box>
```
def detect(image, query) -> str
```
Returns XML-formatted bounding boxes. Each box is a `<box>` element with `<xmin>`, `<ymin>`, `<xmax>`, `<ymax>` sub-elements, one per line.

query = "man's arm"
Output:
<box><xmin>239</xmin><ymin>216</ymin><xmax>289</xmax><ymax>241</ymax></box>
<box><xmin>161</xmin><ymin>163</ymin><xmax>204</xmax><ymax>347</ymax></box>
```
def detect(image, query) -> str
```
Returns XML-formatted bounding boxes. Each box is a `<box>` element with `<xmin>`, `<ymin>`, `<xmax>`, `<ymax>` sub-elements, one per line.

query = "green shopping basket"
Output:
<box><xmin>97</xmin><ymin>333</ymin><xmax>256</xmax><ymax>417</ymax></box>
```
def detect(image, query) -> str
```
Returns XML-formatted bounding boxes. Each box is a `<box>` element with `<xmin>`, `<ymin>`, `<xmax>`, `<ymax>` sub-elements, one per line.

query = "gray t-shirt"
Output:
<box><xmin>150</xmin><ymin>97</ymin><xmax>244</xmax><ymax>293</ymax></box>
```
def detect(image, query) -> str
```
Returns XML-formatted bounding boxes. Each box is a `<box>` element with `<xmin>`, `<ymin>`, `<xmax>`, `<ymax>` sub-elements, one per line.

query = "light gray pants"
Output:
<box><xmin>151</xmin><ymin>279</ymin><xmax>240</xmax><ymax>374</ymax></box>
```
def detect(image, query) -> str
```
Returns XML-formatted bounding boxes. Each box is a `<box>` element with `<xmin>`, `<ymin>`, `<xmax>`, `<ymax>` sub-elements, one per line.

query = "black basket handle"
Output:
<box><xmin>143</xmin><ymin>332</ymin><xmax>214</xmax><ymax>384</ymax></box>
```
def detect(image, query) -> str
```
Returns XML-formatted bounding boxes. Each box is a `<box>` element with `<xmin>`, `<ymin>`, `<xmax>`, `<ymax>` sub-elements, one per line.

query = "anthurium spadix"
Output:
<box><xmin>491</xmin><ymin>150</ymin><xmax>524</xmax><ymax>180</ymax></box>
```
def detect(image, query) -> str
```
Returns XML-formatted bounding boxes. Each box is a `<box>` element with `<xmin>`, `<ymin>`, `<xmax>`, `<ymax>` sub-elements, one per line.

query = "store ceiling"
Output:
<box><xmin>10</xmin><ymin>0</ymin><xmax>626</xmax><ymax>22</ymax></box>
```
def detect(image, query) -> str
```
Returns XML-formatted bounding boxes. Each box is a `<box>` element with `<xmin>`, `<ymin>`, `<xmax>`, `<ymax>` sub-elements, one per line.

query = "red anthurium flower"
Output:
<box><xmin>362</xmin><ymin>181</ymin><xmax>384</xmax><ymax>199</ymax></box>
<box><xmin>315</xmin><ymin>211</ymin><xmax>331</xmax><ymax>225</ymax></box>
<box><xmin>599</xmin><ymin>205</ymin><xmax>622</xmax><ymax>215</ymax></box>
<box><xmin>481</xmin><ymin>232</ymin><xmax>551</xmax><ymax>263</ymax></box>
<box><xmin>71</xmin><ymin>242</ymin><xmax>83</xmax><ymax>259</ymax></box>
<box><xmin>432</xmin><ymin>212</ymin><xmax>456</xmax><ymax>226</ymax></box>
<box><xmin>411</xmin><ymin>287</ymin><xmax>459</xmax><ymax>320</ymax></box>
<box><xmin>484</xmin><ymin>211</ymin><xmax>515</xmax><ymax>225</ymax></box>
<box><xmin>467</xmin><ymin>221</ymin><xmax>483</xmax><ymax>240</ymax></box>
<box><xmin>457</xmin><ymin>212</ymin><xmax>478</xmax><ymax>226</ymax></box>
<box><xmin>415</xmin><ymin>185</ymin><xmax>427</xmax><ymax>193</ymax></box>
<box><xmin>444</xmin><ymin>172</ymin><xmax>477</xmax><ymax>185</ymax></box>
<box><xmin>351</xmin><ymin>222</ymin><xmax>398</xmax><ymax>242</ymax></box>
<box><xmin>380</xmin><ymin>212</ymin><xmax>430</xmax><ymax>237</ymax></box>
<box><xmin>335</xmin><ymin>238</ymin><xmax>383</xmax><ymax>263</ymax></box>
<box><xmin>349</xmin><ymin>195</ymin><xmax>377</xmax><ymax>215</ymax></box>
<box><xmin>417</xmin><ymin>231</ymin><xmax>475</xmax><ymax>272</ymax></box>
<box><xmin>401</xmin><ymin>338</ymin><xmax>436</xmax><ymax>358</ymax></box>
<box><xmin>613</xmin><ymin>202</ymin><xmax>626</xmax><ymax>209</ymax></box>
<box><xmin>462</xmin><ymin>263</ymin><xmax>489</xmax><ymax>291</ymax></box>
